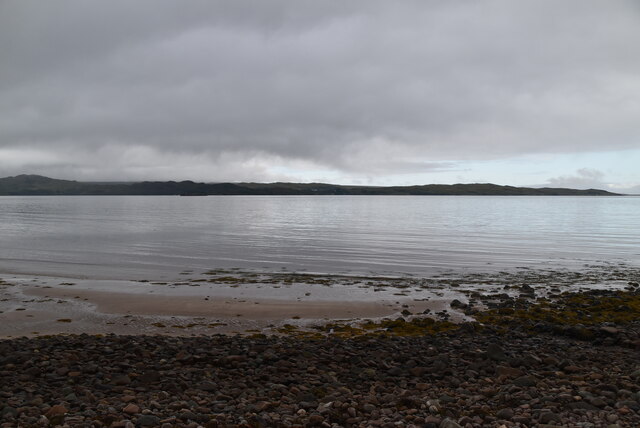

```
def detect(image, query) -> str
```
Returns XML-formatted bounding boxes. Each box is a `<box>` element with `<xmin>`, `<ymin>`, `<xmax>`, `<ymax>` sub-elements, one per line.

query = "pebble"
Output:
<box><xmin>0</xmin><ymin>322</ymin><xmax>638</xmax><ymax>427</ymax></box>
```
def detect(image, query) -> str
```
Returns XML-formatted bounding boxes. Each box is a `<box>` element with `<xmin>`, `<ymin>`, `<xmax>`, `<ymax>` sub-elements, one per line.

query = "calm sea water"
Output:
<box><xmin>0</xmin><ymin>195</ymin><xmax>638</xmax><ymax>279</ymax></box>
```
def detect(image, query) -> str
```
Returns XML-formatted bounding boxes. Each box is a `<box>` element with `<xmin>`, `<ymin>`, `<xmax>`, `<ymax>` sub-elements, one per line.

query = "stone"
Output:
<box><xmin>123</xmin><ymin>404</ymin><xmax>140</xmax><ymax>415</ymax></box>
<box><xmin>307</xmin><ymin>414</ymin><xmax>324</xmax><ymax>426</ymax></box>
<box><xmin>589</xmin><ymin>397</ymin><xmax>607</xmax><ymax>408</ymax></box>
<box><xmin>486</xmin><ymin>344</ymin><xmax>507</xmax><ymax>361</ymax></box>
<box><xmin>539</xmin><ymin>412</ymin><xmax>561</xmax><ymax>424</ymax></box>
<box><xmin>112</xmin><ymin>375</ymin><xmax>131</xmax><ymax>386</ymax></box>
<box><xmin>45</xmin><ymin>405</ymin><xmax>68</xmax><ymax>419</ymax></box>
<box><xmin>450</xmin><ymin>299</ymin><xmax>467</xmax><ymax>309</ymax></box>
<box><xmin>512</xmin><ymin>376</ymin><xmax>537</xmax><ymax>387</ymax></box>
<box><xmin>439</xmin><ymin>418</ymin><xmax>463</xmax><ymax>428</ymax></box>
<box><xmin>496</xmin><ymin>365</ymin><xmax>523</xmax><ymax>378</ymax></box>
<box><xmin>496</xmin><ymin>408</ymin><xmax>514</xmax><ymax>420</ymax></box>
<box><xmin>1</xmin><ymin>406</ymin><xmax>18</xmax><ymax>419</ymax></box>
<box><xmin>137</xmin><ymin>415</ymin><xmax>160</xmax><ymax>427</ymax></box>
<box><xmin>567</xmin><ymin>401</ymin><xmax>599</xmax><ymax>411</ymax></box>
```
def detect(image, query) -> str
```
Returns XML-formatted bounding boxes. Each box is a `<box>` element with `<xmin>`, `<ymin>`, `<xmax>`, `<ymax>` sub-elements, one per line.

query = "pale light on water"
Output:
<box><xmin>0</xmin><ymin>195</ymin><xmax>638</xmax><ymax>279</ymax></box>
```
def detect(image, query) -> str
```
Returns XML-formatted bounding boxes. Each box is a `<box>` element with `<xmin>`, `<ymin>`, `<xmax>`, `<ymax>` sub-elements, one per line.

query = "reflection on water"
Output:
<box><xmin>0</xmin><ymin>195</ymin><xmax>638</xmax><ymax>279</ymax></box>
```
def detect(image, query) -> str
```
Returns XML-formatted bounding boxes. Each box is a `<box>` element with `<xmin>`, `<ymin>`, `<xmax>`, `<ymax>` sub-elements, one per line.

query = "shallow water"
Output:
<box><xmin>1</xmin><ymin>195</ymin><xmax>638</xmax><ymax>280</ymax></box>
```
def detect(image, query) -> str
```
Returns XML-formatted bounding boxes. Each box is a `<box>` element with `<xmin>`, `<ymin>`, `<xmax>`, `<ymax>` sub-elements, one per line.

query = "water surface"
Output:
<box><xmin>1</xmin><ymin>195</ymin><xmax>638</xmax><ymax>280</ymax></box>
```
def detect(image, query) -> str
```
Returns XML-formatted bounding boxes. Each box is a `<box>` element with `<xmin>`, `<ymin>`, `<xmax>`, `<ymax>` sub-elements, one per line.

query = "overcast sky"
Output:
<box><xmin>1</xmin><ymin>0</ymin><xmax>639</xmax><ymax>192</ymax></box>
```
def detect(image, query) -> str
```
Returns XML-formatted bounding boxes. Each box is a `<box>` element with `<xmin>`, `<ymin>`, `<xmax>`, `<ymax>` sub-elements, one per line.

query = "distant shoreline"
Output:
<box><xmin>0</xmin><ymin>174</ymin><xmax>622</xmax><ymax>196</ymax></box>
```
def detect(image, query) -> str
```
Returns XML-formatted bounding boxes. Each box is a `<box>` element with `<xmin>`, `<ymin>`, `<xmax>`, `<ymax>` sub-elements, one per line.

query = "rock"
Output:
<box><xmin>496</xmin><ymin>408</ymin><xmax>514</xmax><ymax>420</ymax></box>
<box><xmin>439</xmin><ymin>394</ymin><xmax>456</xmax><ymax>404</ymax></box>
<box><xmin>496</xmin><ymin>365</ymin><xmax>523</xmax><ymax>378</ymax></box>
<box><xmin>616</xmin><ymin>400</ymin><xmax>640</xmax><ymax>411</ymax></box>
<box><xmin>307</xmin><ymin>414</ymin><xmax>324</xmax><ymax>426</ymax></box>
<box><xmin>520</xmin><ymin>284</ymin><xmax>535</xmax><ymax>293</ymax></box>
<box><xmin>424</xmin><ymin>415</ymin><xmax>441</xmax><ymax>426</ymax></box>
<box><xmin>589</xmin><ymin>397</ymin><xmax>607</xmax><ymax>408</ymax></box>
<box><xmin>2</xmin><ymin>310</ymin><xmax>640</xmax><ymax>428</ymax></box>
<box><xmin>539</xmin><ymin>412</ymin><xmax>561</xmax><ymax>424</ymax></box>
<box><xmin>450</xmin><ymin>299</ymin><xmax>468</xmax><ymax>309</ymax></box>
<box><xmin>512</xmin><ymin>376</ymin><xmax>537</xmax><ymax>387</ymax></box>
<box><xmin>1</xmin><ymin>406</ymin><xmax>18</xmax><ymax>419</ymax></box>
<box><xmin>112</xmin><ymin>375</ymin><xmax>132</xmax><ymax>386</ymax></box>
<box><xmin>45</xmin><ymin>405</ymin><xmax>68</xmax><ymax>418</ymax></box>
<box><xmin>136</xmin><ymin>415</ymin><xmax>160</xmax><ymax>427</ymax></box>
<box><xmin>198</xmin><ymin>381</ymin><xmax>217</xmax><ymax>392</ymax></box>
<box><xmin>486</xmin><ymin>344</ymin><xmax>507</xmax><ymax>361</ymax></box>
<box><xmin>139</xmin><ymin>370</ymin><xmax>160</xmax><ymax>384</ymax></box>
<box><xmin>362</xmin><ymin>403</ymin><xmax>376</xmax><ymax>413</ymax></box>
<box><xmin>601</xmin><ymin>326</ymin><xmax>619</xmax><ymax>335</ymax></box>
<box><xmin>440</xmin><ymin>418</ymin><xmax>463</xmax><ymax>428</ymax></box>
<box><xmin>567</xmin><ymin>401</ymin><xmax>599</xmax><ymax>411</ymax></box>
<box><xmin>123</xmin><ymin>404</ymin><xmax>140</xmax><ymax>415</ymax></box>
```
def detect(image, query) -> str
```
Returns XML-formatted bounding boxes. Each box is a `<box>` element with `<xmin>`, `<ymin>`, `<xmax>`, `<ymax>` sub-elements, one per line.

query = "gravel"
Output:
<box><xmin>1</xmin><ymin>326</ymin><xmax>639</xmax><ymax>427</ymax></box>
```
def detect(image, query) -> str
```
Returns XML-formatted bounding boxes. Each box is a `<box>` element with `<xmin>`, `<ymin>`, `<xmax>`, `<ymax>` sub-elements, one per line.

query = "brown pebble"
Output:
<box><xmin>45</xmin><ymin>405</ymin><xmax>68</xmax><ymax>418</ymax></box>
<box><xmin>123</xmin><ymin>403</ymin><xmax>140</xmax><ymax>415</ymax></box>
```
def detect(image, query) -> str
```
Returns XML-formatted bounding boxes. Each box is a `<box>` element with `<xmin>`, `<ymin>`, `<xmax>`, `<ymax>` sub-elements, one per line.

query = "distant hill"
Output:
<box><xmin>0</xmin><ymin>174</ymin><xmax>622</xmax><ymax>196</ymax></box>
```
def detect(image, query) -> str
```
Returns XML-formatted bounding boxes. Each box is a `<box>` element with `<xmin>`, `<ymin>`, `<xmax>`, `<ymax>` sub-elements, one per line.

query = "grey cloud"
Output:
<box><xmin>546</xmin><ymin>168</ymin><xmax>607</xmax><ymax>190</ymax></box>
<box><xmin>543</xmin><ymin>168</ymin><xmax>640</xmax><ymax>194</ymax></box>
<box><xmin>1</xmin><ymin>0</ymin><xmax>640</xmax><ymax>180</ymax></box>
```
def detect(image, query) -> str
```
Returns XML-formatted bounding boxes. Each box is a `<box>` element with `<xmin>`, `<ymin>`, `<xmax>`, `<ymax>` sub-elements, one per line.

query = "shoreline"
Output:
<box><xmin>1</xmin><ymin>269</ymin><xmax>639</xmax><ymax>426</ymax></box>
<box><xmin>1</xmin><ymin>266</ymin><xmax>638</xmax><ymax>338</ymax></box>
<box><xmin>0</xmin><ymin>272</ymin><xmax>462</xmax><ymax>338</ymax></box>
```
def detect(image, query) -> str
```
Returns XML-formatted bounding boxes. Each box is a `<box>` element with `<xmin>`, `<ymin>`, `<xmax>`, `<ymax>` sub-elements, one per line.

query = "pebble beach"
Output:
<box><xmin>2</xmin><ymin>275</ymin><xmax>640</xmax><ymax>428</ymax></box>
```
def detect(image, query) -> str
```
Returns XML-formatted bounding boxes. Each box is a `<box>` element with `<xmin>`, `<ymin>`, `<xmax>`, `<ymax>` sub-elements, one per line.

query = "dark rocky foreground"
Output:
<box><xmin>1</xmin><ymin>327</ymin><xmax>639</xmax><ymax>428</ymax></box>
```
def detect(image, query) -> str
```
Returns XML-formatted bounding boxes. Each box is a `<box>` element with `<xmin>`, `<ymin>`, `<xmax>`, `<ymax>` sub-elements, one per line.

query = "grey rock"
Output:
<box><xmin>439</xmin><ymin>418</ymin><xmax>463</xmax><ymax>428</ymax></box>
<box><xmin>486</xmin><ymin>343</ymin><xmax>507</xmax><ymax>361</ymax></box>
<box><xmin>539</xmin><ymin>412</ymin><xmax>561</xmax><ymax>424</ymax></box>
<box><xmin>567</xmin><ymin>402</ymin><xmax>600</xmax><ymax>411</ymax></box>
<box><xmin>616</xmin><ymin>400</ymin><xmax>640</xmax><ymax>411</ymax></box>
<box><xmin>496</xmin><ymin>408</ymin><xmax>514</xmax><ymax>419</ymax></box>
<box><xmin>137</xmin><ymin>415</ymin><xmax>160</xmax><ymax>427</ymax></box>
<box><xmin>512</xmin><ymin>375</ymin><xmax>537</xmax><ymax>387</ymax></box>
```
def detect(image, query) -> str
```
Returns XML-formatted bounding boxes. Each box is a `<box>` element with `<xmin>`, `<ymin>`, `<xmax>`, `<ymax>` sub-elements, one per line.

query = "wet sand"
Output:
<box><xmin>1</xmin><ymin>264</ymin><xmax>636</xmax><ymax>338</ymax></box>
<box><xmin>0</xmin><ymin>274</ymin><xmax>457</xmax><ymax>338</ymax></box>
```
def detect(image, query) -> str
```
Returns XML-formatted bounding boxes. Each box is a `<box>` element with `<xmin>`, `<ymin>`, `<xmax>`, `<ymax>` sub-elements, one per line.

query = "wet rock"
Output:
<box><xmin>450</xmin><ymin>300</ymin><xmax>468</xmax><ymax>310</ymax></box>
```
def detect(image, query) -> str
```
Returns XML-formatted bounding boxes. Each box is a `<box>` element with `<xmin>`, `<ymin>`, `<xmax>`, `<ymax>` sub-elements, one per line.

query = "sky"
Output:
<box><xmin>1</xmin><ymin>0</ymin><xmax>639</xmax><ymax>193</ymax></box>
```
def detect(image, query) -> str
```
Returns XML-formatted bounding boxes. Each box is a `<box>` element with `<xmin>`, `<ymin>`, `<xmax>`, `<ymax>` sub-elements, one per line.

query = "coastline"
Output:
<box><xmin>0</xmin><ymin>274</ymin><xmax>461</xmax><ymax>338</ymax></box>
<box><xmin>1</xmin><ymin>266</ymin><xmax>637</xmax><ymax>338</ymax></box>
<box><xmin>1</xmin><ymin>268</ymin><xmax>639</xmax><ymax>426</ymax></box>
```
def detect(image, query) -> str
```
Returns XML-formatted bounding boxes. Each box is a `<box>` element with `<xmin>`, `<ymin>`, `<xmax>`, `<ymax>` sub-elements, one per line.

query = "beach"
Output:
<box><xmin>2</xmin><ymin>268</ymin><xmax>640</xmax><ymax>426</ymax></box>
<box><xmin>1</xmin><ymin>309</ymin><xmax>639</xmax><ymax>427</ymax></box>
<box><xmin>1</xmin><ymin>266</ymin><xmax>635</xmax><ymax>338</ymax></box>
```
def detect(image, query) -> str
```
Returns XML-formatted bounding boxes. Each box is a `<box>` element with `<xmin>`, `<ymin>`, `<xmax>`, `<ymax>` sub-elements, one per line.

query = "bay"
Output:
<box><xmin>0</xmin><ymin>195</ymin><xmax>638</xmax><ymax>280</ymax></box>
